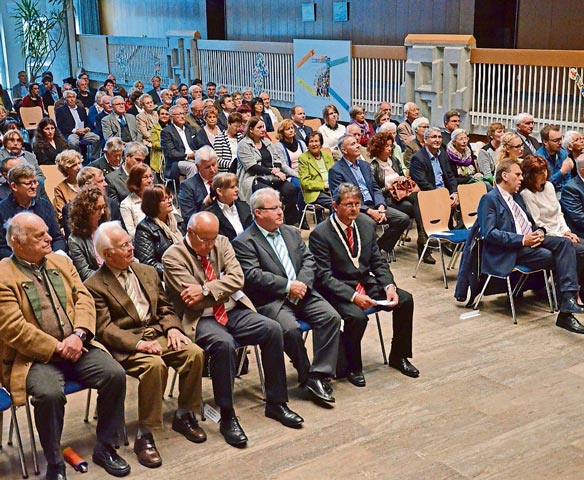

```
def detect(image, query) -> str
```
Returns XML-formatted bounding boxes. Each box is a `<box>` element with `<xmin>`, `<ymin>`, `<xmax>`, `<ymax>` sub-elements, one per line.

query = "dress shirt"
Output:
<box><xmin>265</xmin><ymin>108</ymin><xmax>278</xmax><ymax>126</ymax></box>
<box><xmin>173</xmin><ymin>123</ymin><xmax>193</xmax><ymax>157</ymax></box>
<box><xmin>69</xmin><ymin>106</ymin><xmax>84</xmax><ymax>132</ymax></box>
<box><xmin>425</xmin><ymin>147</ymin><xmax>445</xmax><ymax>189</ymax></box>
<box><xmin>111</xmin><ymin>264</ymin><xmax>151</xmax><ymax>323</ymax></box>
<box><xmin>517</xmin><ymin>132</ymin><xmax>537</xmax><ymax>154</ymax></box>
<box><xmin>497</xmin><ymin>185</ymin><xmax>532</xmax><ymax>236</ymax></box>
<box><xmin>257</xmin><ymin>224</ymin><xmax>296</xmax><ymax>291</ymax></box>
<box><xmin>343</xmin><ymin>158</ymin><xmax>373</xmax><ymax>203</ymax></box>
<box><xmin>218</xmin><ymin>201</ymin><xmax>244</xmax><ymax>235</ymax></box>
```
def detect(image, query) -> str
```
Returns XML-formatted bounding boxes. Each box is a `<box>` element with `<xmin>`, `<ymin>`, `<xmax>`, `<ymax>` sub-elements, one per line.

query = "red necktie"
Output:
<box><xmin>199</xmin><ymin>256</ymin><xmax>228</xmax><ymax>326</ymax></box>
<box><xmin>346</xmin><ymin>227</ymin><xmax>366</xmax><ymax>295</ymax></box>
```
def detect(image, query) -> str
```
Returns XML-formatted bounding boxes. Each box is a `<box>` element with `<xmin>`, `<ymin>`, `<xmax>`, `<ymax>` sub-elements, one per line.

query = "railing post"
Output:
<box><xmin>401</xmin><ymin>34</ymin><xmax>476</xmax><ymax>130</ymax></box>
<box><xmin>165</xmin><ymin>30</ymin><xmax>201</xmax><ymax>85</ymax></box>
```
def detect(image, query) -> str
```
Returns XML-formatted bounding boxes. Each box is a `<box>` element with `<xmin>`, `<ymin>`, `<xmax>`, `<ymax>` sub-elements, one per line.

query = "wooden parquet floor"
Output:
<box><xmin>2</xmin><ymin>239</ymin><xmax>584</xmax><ymax>479</ymax></box>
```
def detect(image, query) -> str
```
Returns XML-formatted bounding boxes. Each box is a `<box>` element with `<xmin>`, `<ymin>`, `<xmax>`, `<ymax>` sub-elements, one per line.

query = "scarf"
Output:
<box><xmin>281</xmin><ymin>139</ymin><xmax>299</xmax><ymax>152</ymax></box>
<box><xmin>446</xmin><ymin>142</ymin><xmax>474</xmax><ymax>167</ymax></box>
<box><xmin>153</xmin><ymin>215</ymin><xmax>183</xmax><ymax>245</ymax></box>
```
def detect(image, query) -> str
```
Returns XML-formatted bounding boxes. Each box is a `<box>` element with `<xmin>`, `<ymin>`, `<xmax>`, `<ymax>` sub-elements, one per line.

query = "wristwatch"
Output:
<box><xmin>73</xmin><ymin>329</ymin><xmax>87</xmax><ymax>342</ymax></box>
<box><xmin>201</xmin><ymin>285</ymin><xmax>210</xmax><ymax>297</ymax></box>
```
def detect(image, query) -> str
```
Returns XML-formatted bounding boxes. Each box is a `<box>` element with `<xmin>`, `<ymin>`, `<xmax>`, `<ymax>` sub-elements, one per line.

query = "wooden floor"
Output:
<box><xmin>2</xmin><ymin>239</ymin><xmax>584</xmax><ymax>479</ymax></box>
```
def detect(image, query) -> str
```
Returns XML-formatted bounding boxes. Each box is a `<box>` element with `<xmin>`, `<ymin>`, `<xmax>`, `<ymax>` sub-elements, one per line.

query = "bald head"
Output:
<box><xmin>7</xmin><ymin>212</ymin><xmax>52</xmax><ymax>264</ymax></box>
<box><xmin>188</xmin><ymin>211</ymin><xmax>219</xmax><ymax>231</ymax></box>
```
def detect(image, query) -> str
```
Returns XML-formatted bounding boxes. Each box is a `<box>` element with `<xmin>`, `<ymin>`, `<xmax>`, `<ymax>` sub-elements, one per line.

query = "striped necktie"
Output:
<box><xmin>199</xmin><ymin>256</ymin><xmax>228</xmax><ymax>325</ymax></box>
<box><xmin>268</xmin><ymin>231</ymin><xmax>296</xmax><ymax>281</ymax></box>
<box><xmin>509</xmin><ymin>198</ymin><xmax>532</xmax><ymax>235</ymax></box>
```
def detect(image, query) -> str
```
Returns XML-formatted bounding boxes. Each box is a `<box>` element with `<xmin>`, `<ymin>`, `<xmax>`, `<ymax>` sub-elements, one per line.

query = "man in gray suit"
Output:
<box><xmin>232</xmin><ymin>188</ymin><xmax>341</xmax><ymax>404</ymax></box>
<box><xmin>106</xmin><ymin>142</ymin><xmax>147</xmax><ymax>203</ymax></box>
<box><xmin>101</xmin><ymin>96</ymin><xmax>142</xmax><ymax>143</ymax></box>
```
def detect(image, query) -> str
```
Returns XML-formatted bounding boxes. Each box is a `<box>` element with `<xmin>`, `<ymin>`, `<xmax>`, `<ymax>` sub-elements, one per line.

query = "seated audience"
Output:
<box><xmin>161</xmin><ymin>105</ymin><xmax>198</xmax><ymax>180</ymax></box>
<box><xmin>33</xmin><ymin>117</ymin><xmax>70</xmax><ymax>165</ymax></box>
<box><xmin>309</xmin><ymin>183</ymin><xmax>419</xmax><ymax>383</ymax></box>
<box><xmin>478</xmin><ymin>157</ymin><xmax>584</xmax><ymax>334</ymax></box>
<box><xmin>134</xmin><ymin>185</ymin><xmax>184</xmax><ymax>278</ymax></box>
<box><xmin>162</xmin><ymin>211</ymin><xmax>304</xmax><ymax>448</ymax></box>
<box><xmin>87</xmin><ymin>91</ymin><xmax>106</xmax><ymax>131</ymax></box>
<box><xmin>53</xmin><ymin>149</ymin><xmax>82</xmax><ymax>222</ymax></box>
<box><xmin>348</xmin><ymin>105</ymin><xmax>374</xmax><ymax>147</ymax></box>
<box><xmin>149</xmin><ymin>106</ymin><xmax>171</xmax><ymax>174</ymax></box>
<box><xmin>275</xmin><ymin>119</ymin><xmax>305</xmax><ymax>191</ymax></box>
<box><xmin>236</xmin><ymin>116</ymin><xmax>299</xmax><ymax>224</ymax></box>
<box><xmin>329</xmin><ymin>134</ymin><xmax>410</xmax><ymax>256</ymax></box>
<box><xmin>0</xmin><ymin>84</ymin><xmax>14</xmax><ymax>112</ymax></box>
<box><xmin>87</xmin><ymin>221</ymin><xmax>206</xmax><ymax>468</ymax></box>
<box><xmin>0</xmin><ymin>156</ymin><xmax>48</xmax><ymax>201</ymax></box>
<box><xmin>318</xmin><ymin>104</ymin><xmax>345</xmax><ymax>160</ymax></box>
<box><xmin>216</xmin><ymin>94</ymin><xmax>235</xmax><ymax>131</ymax></box>
<box><xmin>136</xmin><ymin>93</ymin><xmax>159</xmax><ymax>149</ymax></box>
<box><xmin>20</xmin><ymin>82</ymin><xmax>46</xmax><ymax>113</ymax></box>
<box><xmin>397</xmin><ymin>102</ymin><xmax>419</xmax><ymax>145</ymax></box>
<box><xmin>89</xmin><ymin>136</ymin><xmax>124</xmax><ymax>177</ymax></box>
<box><xmin>41</xmin><ymin>75</ymin><xmax>62</xmax><ymax>108</ymax></box>
<box><xmin>563</xmin><ymin>130</ymin><xmax>584</xmax><ymax>177</ymax></box>
<box><xmin>186</xmin><ymin>99</ymin><xmax>205</xmax><ymax>131</ymax></box>
<box><xmin>477</xmin><ymin>122</ymin><xmax>505</xmax><ymax>182</ymax></box>
<box><xmin>0</xmin><ymin>164</ymin><xmax>66</xmax><ymax>258</ymax></box>
<box><xmin>377</xmin><ymin>121</ymin><xmax>404</xmax><ymax>166</ymax></box>
<box><xmin>0</xmin><ymin>129</ymin><xmax>45</xmax><ymax>182</ymax></box>
<box><xmin>68</xmin><ymin>185</ymin><xmax>110</xmax><ymax>280</ymax></box>
<box><xmin>560</xmin><ymin>155</ymin><xmax>584</xmax><ymax>239</ymax></box>
<box><xmin>0</xmin><ymin>212</ymin><xmax>130</xmax><ymax>480</ymax></box>
<box><xmin>120</xmin><ymin>163</ymin><xmax>154</xmax><ymax>238</ymax></box>
<box><xmin>250</xmin><ymin>96</ymin><xmax>274</xmax><ymax>132</ymax></box>
<box><xmin>298</xmin><ymin>131</ymin><xmax>334</xmax><ymax>215</ymax></box>
<box><xmin>495</xmin><ymin>132</ymin><xmax>524</xmax><ymax>163</ymax></box>
<box><xmin>446</xmin><ymin>128</ymin><xmax>492</xmax><ymax>188</ymax></box>
<box><xmin>179</xmin><ymin>146</ymin><xmax>219</xmax><ymax>222</ymax></box>
<box><xmin>291</xmin><ymin>105</ymin><xmax>312</xmax><ymax>142</ymax></box>
<box><xmin>106</xmin><ymin>141</ymin><xmax>147</xmax><ymax>203</ymax></box>
<box><xmin>441</xmin><ymin>109</ymin><xmax>461</xmax><ymax>147</ymax></box>
<box><xmin>260</xmin><ymin>92</ymin><xmax>283</xmax><ymax>129</ymax></box>
<box><xmin>236</xmin><ymin>104</ymin><xmax>252</xmax><ymax>133</ymax></box>
<box><xmin>194</xmin><ymin>106</ymin><xmax>221</xmax><ymax>149</ymax></box>
<box><xmin>514</xmin><ymin>112</ymin><xmax>540</xmax><ymax>157</ymax></box>
<box><xmin>402</xmin><ymin>117</ymin><xmax>429</xmax><ymax>167</ymax></box>
<box><xmin>101</xmin><ymin>96</ymin><xmax>142</xmax><ymax>143</ymax></box>
<box><xmin>213</xmin><ymin>112</ymin><xmax>243</xmax><ymax>172</ymax></box>
<box><xmin>536</xmin><ymin>124</ymin><xmax>572</xmax><ymax>194</ymax></box>
<box><xmin>204</xmin><ymin>172</ymin><xmax>251</xmax><ymax>240</ymax></box>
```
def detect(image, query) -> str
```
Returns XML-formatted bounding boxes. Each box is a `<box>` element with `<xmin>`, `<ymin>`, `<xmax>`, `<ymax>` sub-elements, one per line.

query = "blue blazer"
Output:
<box><xmin>329</xmin><ymin>157</ymin><xmax>386</xmax><ymax>213</ymax></box>
<box><xmin>560</xmin><ymin>175</ymin><xmax>584</xmax><ymax>238</ymax></box>
<box><xmin>55</xmin><ymin>104</ymin><xmax>90</xmax><ymax>137</ymax></box>
<box><xmin>178</xmin><ymin>173</ymin><xmax>208</xmax><ymax>222</ymax></box>
<box><xmin>478</xmin><ymin>187</ymin><xmax>542</xmax><ymax>277</ymax></box>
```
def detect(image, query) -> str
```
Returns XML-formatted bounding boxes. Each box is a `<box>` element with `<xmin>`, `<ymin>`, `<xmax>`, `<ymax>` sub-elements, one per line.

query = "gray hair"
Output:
<box><xmin>93</xmin><ymin>221</ymin><xmax>124</xmax><ymax>258</ymax></box>
<box><xmin>138</xmin><ymin>93</ymin><xmax>153</xmax><ymax>104</ymax></box>
<box><xmin>55</xmin><ymin>149</ymin><xmax>83</xmax><ymax>175</ymax></box>
<box><xmin>104</xmin><ymin>136</ymin><xmax>124</xmax><ymax>152</ymax></box>
<box><xmin>378</xmin><ymin>122</ymin><xmax>397</xmax><ymax>134</ymax></box>
<box><xmin>450</xmin><ymin>128</ymin><xmax>468</xmax><ymax>144</ymax></box>
<box><xmin>404</xmin><ymin>102</ymin><xmax>418</xmax><ymax>114</ymax></box>
<box><xmin>5</xmin><ymin>212</ymin><xmax>41</xmax><ymax>248</ymax></box>
<box><xmin>0</xmin><ymin>156</ymin><xmax>22</xmax><ymax>175</ymax></box>
<box><xmin>110</xmin><ymin>95</ymin><xmax>124</xmax><ymax>106</ymax></box>
<box><xmin>514</xmin><ymin>112</ymin><xmax>533</xmax><ymax>127</ymax></box>
<box><xmin>195</xmin><ymin>145</ymin><xmax>217</xmax><ymax>165</ymax></box>
<box><xmin>168</xmin><ymin>105</ymin><xmax>183</xmax><ymax>116</ymax></box>
<box><xmin>423</xmin><ymin>126</ymin><xmax>442</xmax><ymax>140</ymax></box>
<box><xmin>411</xmin><ymin>117</ymin><xmax>429</xmax><ymax>133</ymax></box>
<box><xmin>250</xmin><ymin>187</ymin><xmax>280</xmax><ymax>215</ymax></box>
<box><xmin>160</xmin><ymin>88</ymin><xmax>172</xmax><ymax>97</ymax></box>
<box><xmin>124</xmin><ymin>141</ymin><xmax>148</xmax><ymax>158</ymax></box>
<box><xmin>563</xmin><ymin>130</ymin><xmax>582</xmax><ymax>150</ymax></box>
<box><xmin>334</xmin><ymin>183</ymin><xmax>362</xmax><ymax>204</ymax></box>
<box><xmin>575</xmin><ymin>154</ymin><xmax>584</xmax><ymax>171</ymax></box>
<box><xmin>337</xmin><ymin>134</ymin><xmax>356</xmax><ymax>152</ymax></box>
<box><xmin>63</xmin><ymin>90</ymin><xmax>77</xmax><ymax>99</ymax></box>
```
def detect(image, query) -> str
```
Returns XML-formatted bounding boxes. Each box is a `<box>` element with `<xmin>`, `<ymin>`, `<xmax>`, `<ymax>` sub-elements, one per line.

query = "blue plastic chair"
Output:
<box><xmin>1</xmin><ymin>387</ymin><xmax>31</xmax><ymax>478</ymax></box>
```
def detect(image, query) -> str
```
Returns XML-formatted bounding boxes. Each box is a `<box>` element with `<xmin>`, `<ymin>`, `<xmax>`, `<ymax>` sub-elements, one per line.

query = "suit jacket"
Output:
<box><xmin>560</xmin><ymin>175</ymin><xmax>584</xmax><ymax>238</ymax></box>
<box><xmin>232</xmin><ymin>223</ymin><xmax>320</xmax><ymax>319</ymax></box>
<box><xmin>55</xmin><ymin>104</ymin><xmax>91</xmax><ymax>137</ymax></box>
<box><xmin>329</xmin><ymin>157</ymin><xmax>386</xmax><ymax>213</ymax></box>
<box><xmin>42</xmin><ymin>86</ymin><xmax>61</xmax><ymax>107</ymax></box>
<box><xmin>478</xmin><ymin>187</ymin><xmax>542</xmax><ymax>277</ymax></box>
<box><xmin>0</xmin><ymin>254</ymin><xmax>98</xmax><ymax>405</ymax></box>
<box><xmin>298</xmin><ymin>149</ymin><xmax>334</xmax><ymax>203</ymax></box>
<box><xmin>409</xmin><ymin>147</ymin><xmax>458</xmax><ymax>195</ymax></box>
<box><xmin>205</xmin><ymin>199</ymin><xmax>252</xmax><ymax>241</ymax></box>
<box><xmin>397</xmin><ymin>120</ymin><xmax>413</xmax><ymax>145</ymax></box>
<box><xmin>106</xmin><ymin>166</ymin><xmax>129</xmax><ymax>203</ymax></box>
<box><xmin>161</xmin><ymin>123</ymin><xmax>198</xmax><ymax>179</ymax></box>
<box><xmin>147</xmin><ymin>88</ymin><xmax>162</xmax><ymax>105</ymax></box>
<box><xmin>517</xmin><ymin>133</ymin><xmax>541</xmax><ymax>158</ymax></box>
<box><xmin>309</xmin><ymin>213</ymin><xmax>394</xmax><ymax>303</ymax></box>
<box><xmin>293</xmin><ymin>124</ymin><xmax>313</xmax><ymax>143</ymax></box>
<box><xmin>88</xmin><ymin>156</ymin><xmax>117</xmax><ymax>177</ymax></box>
<box><xmin>162</xmin><ymin>236</ymin><xmax>255</xmax><ymax>335</ymax></box>
<box><xmin>85</xmin><ymin>262</ymin><xmax>184</xmax><ymax>362</ymax></box>
<box><xmin>136</xmin><ymin>110</ymin><xmax>158</xmax><ymax>147</ymax></box>
<box><xmin>101</xmin><ymin>113</ymin><xmax>142</xmax><ymax>142</ymax></box>
<box><xmin>68</xmin><ymin>234</ymin><xmax>99</xmax><ymax>281</ymax></box>
<box><xmin>178</xmin><ymin>173</ymin><xmax>209</xmax><ymax>222</ymax></box>
<box><xmin>217</xmin><ymin>111</ymin><xmax>229</xmax><ymax>131</ymax></box>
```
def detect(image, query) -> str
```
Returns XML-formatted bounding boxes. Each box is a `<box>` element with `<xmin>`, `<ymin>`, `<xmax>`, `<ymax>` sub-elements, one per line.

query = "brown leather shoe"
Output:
<box><xmin>133</xmin><ymin>433</ymin><xmax>162</xmax><ymax>468</ymax></box>
<box><xmin>172</xmin><ymin>411</ymin><xmax>207</xmax><ymax>443</ymax></box>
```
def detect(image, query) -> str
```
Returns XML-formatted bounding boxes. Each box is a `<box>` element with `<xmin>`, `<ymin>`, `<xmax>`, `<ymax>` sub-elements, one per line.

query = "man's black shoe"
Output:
<box><xmin>347</xmin><ymin>371</ymin><xmax>366</xmax><ymax>387</ymax></box>
<box><xmin>560</xmin><ymin>297</ymin><xmax>584</xmax><ymax>315</ymax></box>
<box><xmin>93</xmin><ymin>442</ymin><xmax>131</xmax><ymax>477</ymax></box>
<box><xmin>389</xmin><ymin>358</ymin><xmax>420</xmax><ymax>378</ymax></box>
<box><xmin>220</xmin><ymin>415</ymin><xmax>248</xmax><ymax>448</ymax></box>
<box><xmin>303</xmin><ymin>377</ymin><xmax>335</xmax><ymax>403</ymax></box>
<box><xmin>265</xmin><ymin>403</ymin><xmax>304</xmax><ymax>428</ymax></box>
<box><xmin>556</xmin><ymin>313</ymin><xmax>584</xmax><ymax>334</ymax></box>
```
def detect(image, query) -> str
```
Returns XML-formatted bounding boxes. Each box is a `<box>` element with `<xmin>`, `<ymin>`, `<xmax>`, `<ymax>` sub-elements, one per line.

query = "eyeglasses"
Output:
<box><xmin>339</xmin><ymin>202</ymin><xmax>361</xmax><ymax>209</ymax></box>
<box><xmin>258</xmin><ymin>205</ymin><xmax>283</xmax><ymax>211</ymax></box>
<box><xmin>548</xmin><ymin>137</ymin><xmax>563</xmax><ymax>144</ymax></box>
<box><xmin>17</xmin><ymin>180</ymin><xmax>38</xmax><ymax>187</ymax></box>
<box><xmin>193</xmin><ymin>232</ymin><xmax>218</xmax><ymax>245</ymax></box>
<box><xmin>162</xmin><ymin>195</ymin><xmax>174</xmax><ymax>203</ymax></box>
<box><xmin>510</xmin><ymin>143</ymin><xmax>523</xmax><ymax>149</ymax></box>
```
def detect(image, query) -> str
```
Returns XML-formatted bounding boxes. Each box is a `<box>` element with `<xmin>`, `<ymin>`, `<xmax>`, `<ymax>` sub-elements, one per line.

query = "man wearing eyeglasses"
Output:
<box><xmin>161</xmin><ymin>105</ymin><xmax>199</xmax><ymax>180</ymax></box>
<box><xmin>101</xmin><ymin>95</ymin><xmax>142</xmax><ymax>144</ymax></box>
<box><xmin>309</xmin><ymin>183</ymin><xmax>418</xmax><ymax>383</ymax></box>
<box><xmin>0</xmin><ymin>165</ymin><xmax>66</xmax><ymax>259</ymax></box>
<box><xmin>163</xmin><ymin>211</ymin><xmax>304</xmax><ymax>448</ymax></box>
<box><xmin>86</xmin><ymin>221</ymin><xmax>207</xmax><ymax>468</ymax></box>
<box><xmin>536</xmin><ymin>124</ymin><xmax>572</xmax><ymax>194</ymax></box>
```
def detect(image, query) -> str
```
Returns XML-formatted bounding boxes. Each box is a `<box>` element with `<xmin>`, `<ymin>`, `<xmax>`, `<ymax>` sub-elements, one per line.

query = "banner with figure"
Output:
<box><xmin>293</xmin><ymin>39</ymin><xmax>351</xmax><ymax>122</ymax></box>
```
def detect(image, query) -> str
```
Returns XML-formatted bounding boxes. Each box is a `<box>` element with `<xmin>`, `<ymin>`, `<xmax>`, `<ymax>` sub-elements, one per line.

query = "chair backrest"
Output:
<box><xmin>458</xmin><ymin>182</ymin><xmax>487</xmax><ymax>228</ymax></box>
<box><xmin>40</xmin><ymin>165</ymin><xmax>63</xmax><ymax>203</ymax></box>
<box><xmin>19</xmin><ymin>106</ymin><xmax>44</xmax><ymax>130</ymax></box>
<box><xmin>47</xmin><ymin>105</ymin><xmax>56</xmax><ymax>122</ymax></box>
<box><xmin>304</xmin><ymin>118</ymin><xmax>322</xmax><ymax>132</ymax></box>
<box><xmin>266</xmin><ymin>131</ymin><xmax>278</xmax><ymax>143</ymax></box>
<box><xmin>417</xmin><ymin>187</ymin><xmax>452</xmax><ymax>234</ymax></box>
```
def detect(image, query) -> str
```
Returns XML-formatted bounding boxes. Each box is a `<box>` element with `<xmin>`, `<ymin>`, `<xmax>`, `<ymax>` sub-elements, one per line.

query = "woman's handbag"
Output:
<box><xmin>388</xmin><ymin>177</ymin><xmax>420</xmax><ymax>202</ymax></box>
<box><xmin>254</xmin><ymin>174</ymin><xmax>283</xmax><ymax>189</ymax></box>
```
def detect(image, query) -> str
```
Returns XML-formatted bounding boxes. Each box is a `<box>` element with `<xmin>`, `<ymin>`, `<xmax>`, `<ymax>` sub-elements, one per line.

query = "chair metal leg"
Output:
<box><xmin>473</xmin><ymin>275</ymin><xmax>493</xmax><ymax>309</ymax></box>
<box><xmin>24</xmin><ymin>402</ymin><xmax>39</xmax><ymax>475</ymax></box>
<box><xmin>438</xmin><ymin>242</ymin><xmax>449</xmax><ymax>289</ymax></box>
<box><xmin>84</xmin><ymin>389</ymin><xmax>92</xmax><ymax>423</ymax></box>
<box><xmin>543</xmin><ymin>270</ymin><xmax>555</xmax><ymax>313</ymax></box>
<box><xmin>10</xmin><ymin>407</ymin><xmax>29</xmax><ymax>479</ymax></box>
<box><xmin>506</xmin><ymin>276</ymin><xmax>518</xmax><ymax>324</ymax></box>
<box><xmin>447</xmin><ymin>243</ymin><xmax>463</xmax><ymax>270</ymax></box>
<box><xmin>236</xmin><ymin>345</ymin><xmax>248</xmax><ymax>378</ymax></box>
<box><xmin>550</xmin><ymin>271</ymin><xmax>559</xmax><ymax>311</ymax></box>
<box><xmin>253</xmin><ymin>345</ymin><xmax>266</xmax><ymax>399</ymax></box>
<box><xmin>412</xmin><ymin>238</ymin><xmax>431</xmax><ymax>278</ymax></box>
<box><xmin>168</xmin><ymin>369</ymin><xmax>178</xmax><ymax>398</ymax></box>
<box><xmin>374</xmin><ymin>312</ymin><xmax>388</xmax><ymax>365</ymax></box>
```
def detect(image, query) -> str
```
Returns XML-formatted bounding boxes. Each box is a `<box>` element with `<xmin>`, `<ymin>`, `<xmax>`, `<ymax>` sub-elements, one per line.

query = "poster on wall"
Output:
<box><xmin>293</xmin><ymin>39</ymin><xmax>352</xmax><ymax>122</ymax></box>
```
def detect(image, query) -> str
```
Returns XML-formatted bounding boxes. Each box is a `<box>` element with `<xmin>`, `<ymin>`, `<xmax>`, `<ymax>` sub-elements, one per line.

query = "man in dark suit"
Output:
<box><xmin>86</xmin><ymin>221</ymin><xmax>206</xmax><ymax>468</ymax></box>
<box><xmin>514</xmin><ymin>112</ymin><xmax>541</xmax><ymax>157</ymax></box>
<box><xmin>560</xmin><ymin>155</ymin><xmax>584</xmax><ymax>238</ymax></box>
<box><xmin>106</xmin><ymin>142</ymin><xmax>147</xmax><ymax>203</ymax></box>
<box><xmin>291</xmin><ymin>105</ymin><xmax>313</xmax><ymax>142</ymax></box>
<box><xmin>309</xmin><ymin>183</ymin><xmax>419</xmax><ymax>383</ymax></box>
<box><xmin>55</xmin><ymin>90</ymin><xmax>101</xmax><ymax>160</ymax></box>
<box><xmin>147</xmin><ymin>75</ymin><xmax>163</xmax><ymax>105</ymax></box>
<box><xmin>101</xmin><ymin>96</ymin><xmax>142</xmax><ymax>144</ymax></box>
<box><xmin>216</xmin><ymin>94</ymin><xmax>234</xmax><ymax>131</ymax></box>
<box><xmin>478</xmin><ymin>157</ymin><xmax>584</xmax><ymax>333</ymax></box>
<box><xmin>162</xmin><ymin>211</ymin><xmax>303</xmax><ymax>448</ymax></box>
<box><xmin>410</xmin><ymin>126</ymin><xmax>460</xmax><ymax>262</ymax></box>
<box><xmin>233</xmin><ymin>188</ymin><xmax>341</xmax><ymax>404</ymax></box>
<box><xmin>89</xmin><ymin>136</ymin><xmax>124</xmax><ymax>177</ymax></box>
<box><xmin>178</xmin><ymin>146</ymin><xmax>218</xmax><ymax>222</ymax></box>
<box><xmin>161</xmin><ymin>105</ymin><xmax>198</xmax><ymax>180</ymax></box>
<box><xmin>329</xmin><ymin>134</ymin><xmax>410</xmax><ymax>256</ymax></box>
